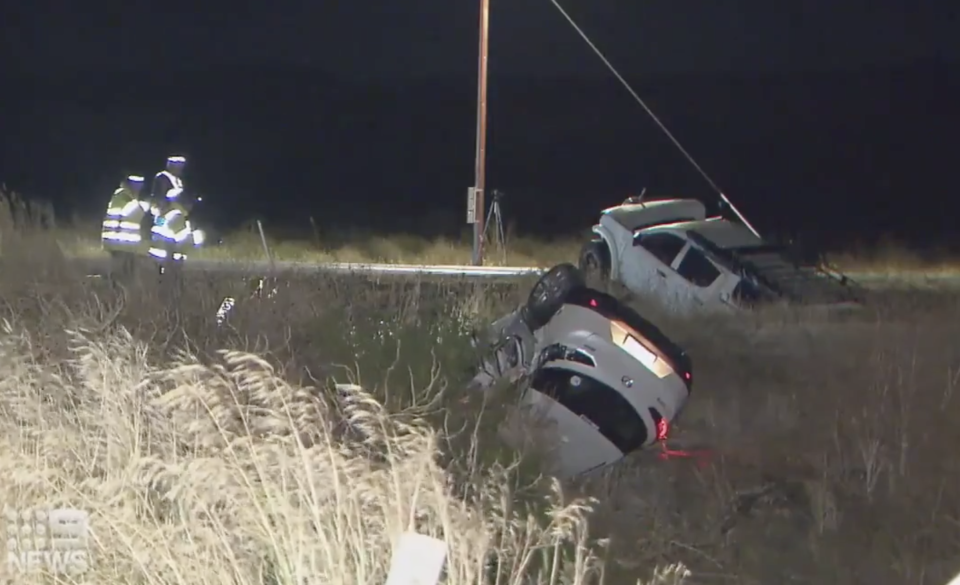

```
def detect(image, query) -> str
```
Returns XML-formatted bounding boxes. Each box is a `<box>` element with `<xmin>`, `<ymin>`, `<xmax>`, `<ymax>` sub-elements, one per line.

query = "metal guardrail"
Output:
<box><xmin>76</xmin><ymin>257</ymin><xmax>960</xmax><ymax>284</ymax></box>
<box><xmin>226</xmin><ymin>260</ymin><xmax>546</xmax><ymax>277</ymax></box>
<box><xmin>79</xmin><ymin>258</ymin><xmax>546</xmax><ymax>278</ymax></box>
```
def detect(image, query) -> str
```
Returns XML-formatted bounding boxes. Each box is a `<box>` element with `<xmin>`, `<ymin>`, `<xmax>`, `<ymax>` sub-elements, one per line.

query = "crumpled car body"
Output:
<box><xmin>471</xmin><ymin>264</ymin><xmax>693</xmax><ymax>478</ymax></box>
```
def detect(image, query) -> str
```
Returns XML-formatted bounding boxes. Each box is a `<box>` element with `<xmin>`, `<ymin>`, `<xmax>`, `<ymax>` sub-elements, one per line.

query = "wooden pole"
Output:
<box><xmin>471</xmin><ymin>0</ymin><xmax>491</xmax><ymax>266</ymax></box>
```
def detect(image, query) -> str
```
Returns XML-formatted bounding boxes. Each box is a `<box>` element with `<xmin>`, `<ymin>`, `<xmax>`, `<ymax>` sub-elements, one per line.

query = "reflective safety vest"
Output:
<box><xmin>155</xmin><ymin>170</ymin><xmax>184</xmax><ymax>201</ymax></box>
<box><xmin>149</xmin><ymin>201</ymin><xmax>200</xmax><ymax>261</ymax></box>
<box><xmin>101</xmin><ymin>186</ymin><xmax>150</xmax><ymax>254</ymax></box>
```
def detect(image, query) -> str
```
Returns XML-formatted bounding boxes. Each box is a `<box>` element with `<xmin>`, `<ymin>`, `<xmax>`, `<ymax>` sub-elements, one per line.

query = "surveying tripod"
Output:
<box><xmin>483</xmin><ymin>189</ymin><xmax>507</xmax><ymax>264</ymax></box>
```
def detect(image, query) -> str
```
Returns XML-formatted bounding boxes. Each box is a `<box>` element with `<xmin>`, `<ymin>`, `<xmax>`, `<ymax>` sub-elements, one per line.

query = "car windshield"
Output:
<box><xmin>531</xmin><ymin>367</ymin><xmax>648</xmax><ymax>454</ymax></box>
<box><xmin>563</xmin><ymin>287</ymin><xmax>692</xmax><ymax>385</ymax></box>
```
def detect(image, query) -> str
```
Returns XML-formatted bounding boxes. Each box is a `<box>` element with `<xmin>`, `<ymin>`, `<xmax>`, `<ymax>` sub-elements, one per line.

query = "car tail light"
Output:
<box><xmin>649</xmin><ymin>408</ymin><xmax>669</xmax><ymax>442</ymax></box>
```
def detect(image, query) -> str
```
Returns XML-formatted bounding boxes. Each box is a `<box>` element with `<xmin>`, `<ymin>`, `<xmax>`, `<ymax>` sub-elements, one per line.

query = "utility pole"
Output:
<box><xmin>468</xmin><ymin>0</ymin><xmax>491</xmax><ymax>266</ymax></box>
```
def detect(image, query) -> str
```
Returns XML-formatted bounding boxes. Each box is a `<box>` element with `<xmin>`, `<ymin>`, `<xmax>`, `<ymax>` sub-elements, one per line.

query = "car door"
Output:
<box><xmin>671</xmin><ymin>244</ymin><xmax>730</xmax><ymax>310</ymax></box>
<box><xmin>629</xmin><ymin>231</ymin><xmax>692</xmax><ymax>307</ymax></box>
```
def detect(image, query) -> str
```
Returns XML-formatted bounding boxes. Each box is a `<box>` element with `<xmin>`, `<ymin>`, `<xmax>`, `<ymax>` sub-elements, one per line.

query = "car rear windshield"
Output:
<box><xmin>564</xmin><ymin>287</ymin><xmax>692</xmax><ymax>385</ymax></box>
<box><xmin>531</xmin><ymin>367</ymin><xmax>648</xmax><ymax>454</ymax></box>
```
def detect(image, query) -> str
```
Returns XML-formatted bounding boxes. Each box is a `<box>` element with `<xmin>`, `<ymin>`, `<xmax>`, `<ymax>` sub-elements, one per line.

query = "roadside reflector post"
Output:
<box><xmin>255</xmin><ymin>219</ymin><xmax>277</xmax><ymax>278</ymax></box>
<box><xmin>467</xmin><ymin>187</ymin><xmax>478</xmax><ymax>225</ymax></box>
<box><xmin>467</xmin><ymin>186</ymin><xmax>484</xmax><ymax>266</ymax></box>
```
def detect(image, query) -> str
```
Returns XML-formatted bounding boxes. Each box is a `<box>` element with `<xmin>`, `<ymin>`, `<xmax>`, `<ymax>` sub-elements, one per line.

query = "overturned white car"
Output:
<box><xmin>578</xmin><ymin>197</ymin><xmax>863</xmax><ymax>313</ymax></box>
<box><xmin>471</xmin><ymin>264</ymin><xmax>693</xmax><ymax>478</ymax></box>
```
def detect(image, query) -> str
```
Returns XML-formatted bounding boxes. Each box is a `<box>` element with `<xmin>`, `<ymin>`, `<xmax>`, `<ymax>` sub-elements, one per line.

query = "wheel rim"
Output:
<box><xmin>534</xmin><ymin>270</ymin><xmax>567</xmax><ymax>306</ymax></box>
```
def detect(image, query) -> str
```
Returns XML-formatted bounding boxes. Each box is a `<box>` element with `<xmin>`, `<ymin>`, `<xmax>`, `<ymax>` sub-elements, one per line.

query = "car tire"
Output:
<box><xmin>523</xmin><ymin>263</ymin><xmax>585</xmax><ymax>329</ymax></box>
<box><xmin>579</xmin><ymin>240</ymin><xmax>610</xmax><ymax>283</ymax></box>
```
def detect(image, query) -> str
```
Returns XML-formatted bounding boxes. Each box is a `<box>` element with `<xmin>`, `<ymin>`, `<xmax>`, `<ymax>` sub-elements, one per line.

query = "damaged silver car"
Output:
<box><xmin>470</xmin><ymin>264</ymin><xmax>693</xmax><ymax>478</ymax></box>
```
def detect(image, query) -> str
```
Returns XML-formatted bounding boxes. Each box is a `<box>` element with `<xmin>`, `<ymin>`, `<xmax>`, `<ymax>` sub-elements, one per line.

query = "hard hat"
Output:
<box><xmin>166</xmin><ymin>155</ymin><xmax>187</xmax><ymax>165</ymax></box>
<box><xmin>127</xmin><ymin>175</ymin><xmax>145</xmax><ymax>183</ymax></box>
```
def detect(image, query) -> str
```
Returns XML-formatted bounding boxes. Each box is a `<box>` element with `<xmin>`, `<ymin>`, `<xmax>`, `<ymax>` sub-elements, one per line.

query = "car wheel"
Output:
<box><xmin>523</xmin><ymin>263</ymin><xmax>585</xmax><ymax>329</ymax></box>
<box><xmin>579</xmin><ymin>240</ymin><xmax>610</xmax><ymax>283</ymax></box>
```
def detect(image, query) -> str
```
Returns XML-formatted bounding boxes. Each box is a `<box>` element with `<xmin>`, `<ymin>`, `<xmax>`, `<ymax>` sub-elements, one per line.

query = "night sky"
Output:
<box><xmin>1</xmin><ymin>1</ymin><xmax>958</xmax><ymax>248</ymax></box>
<box><xmin>4</xmin><ymin>1</ymin><xmax>957</xmax><ymax>76</ymax></box>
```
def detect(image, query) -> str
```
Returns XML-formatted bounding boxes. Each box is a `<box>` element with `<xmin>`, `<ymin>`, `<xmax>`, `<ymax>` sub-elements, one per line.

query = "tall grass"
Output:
<box><xmin>2</xmin><ymin>189</ymin><xmax>960</xmax><ymax>584</ymax></box>
<box><xmin>8</xmin><ymin>187</ymin><xmax>960</xmax><ymax>273</ymax></box>
<box><xmin>0</xmin><ymin>324</ymin><xmax>617</xmax><ymax>585</ymax></box>
<box><xmin>0</xmin><ymin>191</ymin><xmax>624</xmax><ymax>585</ymax></box>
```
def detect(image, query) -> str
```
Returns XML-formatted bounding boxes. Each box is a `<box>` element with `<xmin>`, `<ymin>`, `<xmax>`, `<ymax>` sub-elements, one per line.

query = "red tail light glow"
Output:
<box><xmin>656</xmin><ymin>418</ymin><xmax>669</xmax><ymax>442</ymax></box>
<box><xmin>658</xmin><ymin>448</ymin><xmax>714</xmax><ymax>469</ymax></box>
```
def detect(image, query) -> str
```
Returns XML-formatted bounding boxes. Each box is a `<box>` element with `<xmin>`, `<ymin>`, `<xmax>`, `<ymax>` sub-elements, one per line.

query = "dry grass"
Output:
<box><xmin>0</xmin><ymin>327</ymin><xmax>608</xmax><ymax>585</ymax></box>
<box><xmin>0</xmin><ymin>197</ymin><xmax>622</xmax><ymax>585</ymax></box>
<box><xmin>826</xmin><ymin>239</ymin><xmax>960</xmax><ymax>276</ymax></box>
<box><xmin>2</xmin><ymin>191</ymin><xmax>960</xmax><ymax>584</ymax></box>
<box><xmin>18</xmin><ymin>190</ymin><xmax>960</xmax><ymax>274</ymax></box>
<box><xmin>51</xmin><ymin>219</ymin><xmax>960</xmax><ymax>275</ymax></box>
<box><xmin>48</xmin><ymin>217</ymin><xmax>585</xmax><ymax>268</ymax></box>
<box><xmin>577</xmin><ymin>281</ymin><xmax>960</xmax><ymax>583</ymax></box>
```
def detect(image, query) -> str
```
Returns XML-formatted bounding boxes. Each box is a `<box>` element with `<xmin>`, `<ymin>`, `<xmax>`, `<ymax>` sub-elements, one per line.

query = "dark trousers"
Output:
<box><xmin>157</xmin><ymin>258</ymin><xmax>185</xmax><ymax>302</ymax></box>
<box><xmin>108</xmin><ymin>250</ymin><xmax>138</xmax><ymax>284</ymax></box>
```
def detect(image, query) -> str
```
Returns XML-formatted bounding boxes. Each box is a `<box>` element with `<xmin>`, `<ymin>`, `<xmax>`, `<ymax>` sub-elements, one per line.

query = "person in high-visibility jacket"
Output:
<box><xmin>148</xmin><ymin>155</ymin><xmax>204</xmax><ymax>264</ymax></box>
<box><xmin>101</xmin><ymin>174</ymin><xmax>150</xmax><ymax>279</ymax></box>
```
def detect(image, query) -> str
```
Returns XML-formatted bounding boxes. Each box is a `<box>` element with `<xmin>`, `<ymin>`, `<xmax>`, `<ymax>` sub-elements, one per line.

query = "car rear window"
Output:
<box><xmin>564</xmin><ymin>287</ymin><xmax>692</xmax><ymax>387</ymax></box>
<box><xmin>531</xmin><ymin>367</ymin><xmax>648</xmax><ymax>454</ymax></box>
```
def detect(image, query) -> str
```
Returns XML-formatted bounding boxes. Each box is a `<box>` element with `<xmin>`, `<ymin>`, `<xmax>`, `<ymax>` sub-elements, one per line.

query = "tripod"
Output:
<box><xmin>484</xmin><ymin>189</ymin><xmax>507</xmax><ymax>264</ymax></box>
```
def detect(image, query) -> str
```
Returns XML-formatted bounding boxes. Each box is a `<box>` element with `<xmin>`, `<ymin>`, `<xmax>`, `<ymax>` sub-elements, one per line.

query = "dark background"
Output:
<box><xmin>1</xmin><ymin>1</ymin><xmax>958</xmax><ymax>250</ymax></box>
